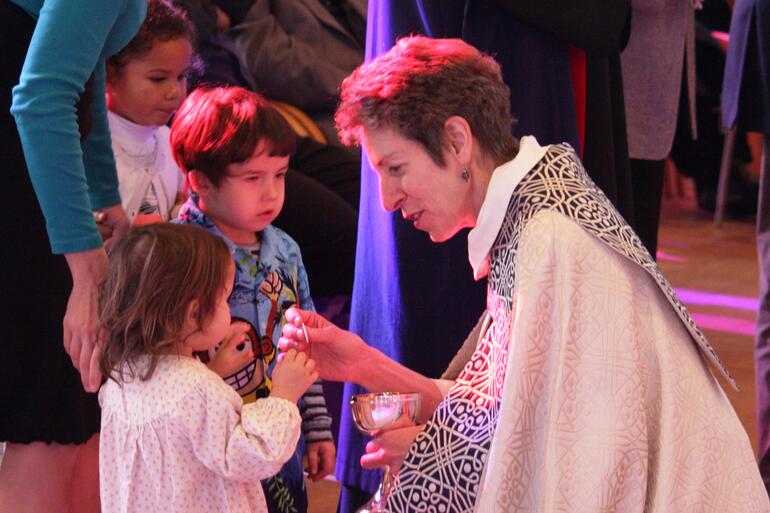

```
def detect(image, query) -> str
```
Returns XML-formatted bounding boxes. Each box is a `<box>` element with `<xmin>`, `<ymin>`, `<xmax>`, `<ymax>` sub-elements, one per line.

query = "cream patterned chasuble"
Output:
<box><xmin>389</xmin><ymin>138</ymin><xmax>769</xmax><ymax>513</ymax></box>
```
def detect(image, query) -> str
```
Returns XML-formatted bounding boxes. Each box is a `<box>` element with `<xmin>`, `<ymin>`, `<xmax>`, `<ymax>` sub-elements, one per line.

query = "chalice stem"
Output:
<box><xmin>356</xmin><ymin>465</ymin><xmax>395</xmax><ymax>513</ymax></box>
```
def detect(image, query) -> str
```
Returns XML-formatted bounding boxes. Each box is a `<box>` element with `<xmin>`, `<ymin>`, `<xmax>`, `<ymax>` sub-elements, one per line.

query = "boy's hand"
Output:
<box><xmin>207</xmin><ymin>324</ymin><xmax>252</xmax><ymax>378</ymax></box>
<box><xmin>271</xmin><ymin>350</ymin><xmax>318</xmax><ymax>404</ymax></box>
<box><xmin>304</xmin><ymin>440</ymin><xmax>336</xmax><ymax>481</ymax></box>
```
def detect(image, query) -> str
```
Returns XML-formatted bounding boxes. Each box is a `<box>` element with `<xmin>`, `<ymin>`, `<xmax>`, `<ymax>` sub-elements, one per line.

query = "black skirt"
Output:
<box><xmin>0</xmin><ymin>0</ymin><xmax>100</xmax><ymax>444</ymax></box>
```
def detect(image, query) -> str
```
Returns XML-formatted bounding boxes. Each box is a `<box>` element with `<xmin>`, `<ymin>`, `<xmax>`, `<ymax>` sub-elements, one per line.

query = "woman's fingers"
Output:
<box><xmin>285</xmin><ymin>306</ymin><xmax>332</xmax><ymax>330</ymax></box>
<box><xmin>360</xmin><ymin>425</ymin><xmax>425</xmax><ymax>471</ymax></box>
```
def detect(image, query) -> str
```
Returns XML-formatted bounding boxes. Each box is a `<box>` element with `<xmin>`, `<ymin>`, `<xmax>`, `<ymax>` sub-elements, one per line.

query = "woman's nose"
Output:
<box><xmin>380</xmin><ymin>181</ymin><xmax>404</xmax><ymax>212</ymax></box>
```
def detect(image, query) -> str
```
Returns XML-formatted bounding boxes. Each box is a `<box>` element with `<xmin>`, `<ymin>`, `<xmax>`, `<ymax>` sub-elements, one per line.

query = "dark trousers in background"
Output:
<box><xmin>630</xmin><ymin>158</ymin><xmax>665</xmax><ymax>258</ymax></box>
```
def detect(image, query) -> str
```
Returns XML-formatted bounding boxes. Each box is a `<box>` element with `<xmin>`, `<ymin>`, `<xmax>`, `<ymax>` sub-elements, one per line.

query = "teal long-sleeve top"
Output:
<box><xmin>10</xmin><ymin>0</ymin><xmax>145</xmax><ymax>254</ymax></box>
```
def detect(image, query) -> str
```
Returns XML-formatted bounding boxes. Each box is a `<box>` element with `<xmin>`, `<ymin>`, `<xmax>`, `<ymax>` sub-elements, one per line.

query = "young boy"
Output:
<box><xmin>171</xmin><ymin>86</ymin><xmax>335</xmax><ymax>513</ymax></box>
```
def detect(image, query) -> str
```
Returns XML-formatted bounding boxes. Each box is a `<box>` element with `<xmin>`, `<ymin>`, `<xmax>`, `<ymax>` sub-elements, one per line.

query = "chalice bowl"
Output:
<box><xmin>349</xmin><ymin>392</ymin><xmax>421</xmax><ymax>513</ymax></box>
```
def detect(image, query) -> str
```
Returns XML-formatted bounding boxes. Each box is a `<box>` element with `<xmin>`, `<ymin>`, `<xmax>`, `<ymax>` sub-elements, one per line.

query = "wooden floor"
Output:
<box><xmin>308</xmin><ymin>196</ymin><xmax>762</xmax><ymax>513</ymax></box>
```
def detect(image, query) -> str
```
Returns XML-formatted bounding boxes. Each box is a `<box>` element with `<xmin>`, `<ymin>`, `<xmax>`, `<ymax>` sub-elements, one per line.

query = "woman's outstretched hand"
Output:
<box><xmin>279</xmin><ymin>307</ymin><xmax>368</xmax><ymax>383</ymax></box>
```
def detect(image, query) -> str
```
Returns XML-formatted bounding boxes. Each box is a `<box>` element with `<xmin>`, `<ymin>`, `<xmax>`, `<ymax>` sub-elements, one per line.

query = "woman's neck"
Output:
<box><xmin>468</xmin><ymin>153</ymin><xmax>497</xmax><ymax>224</ymax></box>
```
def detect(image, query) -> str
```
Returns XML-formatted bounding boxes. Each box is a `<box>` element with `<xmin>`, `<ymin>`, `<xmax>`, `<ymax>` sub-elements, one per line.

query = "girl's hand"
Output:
<box><xmin>94</xmin><ymin>204</ymin><xmax>130</xmax><ymax>251</ymax></box>
<box><xmin>270</xmin><ymin>349</ymin><xmax>318</xmax><ymax>404</ymax></box>
<box><xmin>64</xmin><ymin>247</ymin><xmax>109</xmax><ymax>392</ymax></box>
<box><xmin>304</xmin><ymin>440</ymin><xmax>336</xmax><ymax>481</ymax></box>
<box><xmin>206</xmin><ymin>324</ymin><xmax>253</xmax><ymax>378</ymax></box>
<box><xmin>279</xmin><ymin>307</ymin><xmax>368</xmax><ymax>383</ymax></box>
<box><xmin>360</xmin><ymin>423</ymin><xmax>425</xmax><ymax>473</ymax></box>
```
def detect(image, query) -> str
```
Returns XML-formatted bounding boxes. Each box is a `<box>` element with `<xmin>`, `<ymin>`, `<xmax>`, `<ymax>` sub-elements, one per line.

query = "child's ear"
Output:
<box><xmin>184</xmin><ymin>298</ymin><xmax>201</xmax><ymax>331</ymax></box>
<box><xmin>188</xmin><ymin>170</ymin><xmax>213</xmax><ymax>196</ymax></box>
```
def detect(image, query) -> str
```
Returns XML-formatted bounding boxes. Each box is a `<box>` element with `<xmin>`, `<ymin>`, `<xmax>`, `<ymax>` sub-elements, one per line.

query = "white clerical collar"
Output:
<box><xmin>467</xmin><ymin>135</ymin><xmax>550</xmax><ymax>280</ymax></box>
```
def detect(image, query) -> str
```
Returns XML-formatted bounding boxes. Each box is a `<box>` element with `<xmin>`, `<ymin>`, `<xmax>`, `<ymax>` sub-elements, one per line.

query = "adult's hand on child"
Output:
<box><xmin>271</xmin><ymin>349</ymin><xmax>318</xmax><ymax>404</ymax></box>
<box><xmin>64</xmin><ymin>248</ymin><xmax>109</xmax><ymax>392</ymax></box>
<box><xmin>304</xmin><ymin>440</ymin><xmax>336</xmax><ymax>481</ymax></box>
<box><xmin>206</xmin><ymin>323</ymin><xmax>252</xmax><ymax>378</ymax></box>
<box><xmin>94</xmin><ymin>203</ymin><xmax>130</xmax><ymax>251</ymax></box>
<box><xmin>279</xmin><ymin>307</ymin><xmax>368</xmax><ymax>383</ymax></box>
<box><xmin>360</xmin><ymin>421</ymin><xmax>425</xmax><ymax>473</ymax></box>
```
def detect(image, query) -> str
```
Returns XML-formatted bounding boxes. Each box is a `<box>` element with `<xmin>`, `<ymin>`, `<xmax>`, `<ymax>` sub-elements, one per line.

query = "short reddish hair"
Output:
<box><xmin>170</xmin><ymin>86</ymin><xmax>296</xmax><ymax>186</ymax></box>
<box><xmin>335</xmin><ymin>36</ymin><xmax>518</xmax><ymax>167</ymax></box>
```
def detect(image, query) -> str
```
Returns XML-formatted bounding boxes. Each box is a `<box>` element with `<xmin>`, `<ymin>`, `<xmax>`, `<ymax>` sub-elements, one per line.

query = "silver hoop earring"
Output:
<box><xmin>461</xmin><ymin>168</ymin><xmax>470</xmax><ymax>182</ymax></box>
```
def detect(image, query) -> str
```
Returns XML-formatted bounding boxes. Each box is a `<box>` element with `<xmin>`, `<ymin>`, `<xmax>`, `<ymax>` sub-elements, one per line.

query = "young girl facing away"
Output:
<box><xmin>105</xmin><ymin>0</ymin><xmax>192</xmax><ymax>226</ymax></box>
<box><xmin>97</xmin><ymin>223</ymin><xmax>318</xmax><ymax>513</ymax></box>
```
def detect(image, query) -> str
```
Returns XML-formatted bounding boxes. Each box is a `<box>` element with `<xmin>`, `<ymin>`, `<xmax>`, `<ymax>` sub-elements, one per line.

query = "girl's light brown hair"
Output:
<box><xmin>335</xmin><ymin>35</ymin><xmax>519</xmax><ymax>167</ymax></box>
<box><xmin>99</xmin><ymin>223</ymin><xmax>232</xmax><ymax>382</ymax></box>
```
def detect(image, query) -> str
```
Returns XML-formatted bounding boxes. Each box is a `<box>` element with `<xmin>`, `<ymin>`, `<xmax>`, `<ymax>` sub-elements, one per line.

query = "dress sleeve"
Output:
<box><xmin>179</xmin><ymin>382</ymin><xmax>301</xmax><ymax>482</ymax></box>
<box><xmin>10</xmin><ymin>0</ymin><xmax>128</xmax><ymax>253</ymax></box>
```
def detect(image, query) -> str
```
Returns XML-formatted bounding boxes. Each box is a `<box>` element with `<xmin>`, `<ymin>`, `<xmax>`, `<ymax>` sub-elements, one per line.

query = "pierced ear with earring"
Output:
<box><xmin>461</xmin><ymin>167</ymin><xmax>470</xmax><ymax>182</ymax></box>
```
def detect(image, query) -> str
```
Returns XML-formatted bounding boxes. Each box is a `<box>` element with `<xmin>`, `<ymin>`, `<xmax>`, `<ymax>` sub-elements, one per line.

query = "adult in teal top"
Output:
<box><xmin>11</xmin><ymin>0</ymin><xmax>146</xmax><ymax>253</ymax></box>
<box><xmin>0</xmin><ymin>1</ymin><xmax>145</xmax><ymax>512</ymax></box>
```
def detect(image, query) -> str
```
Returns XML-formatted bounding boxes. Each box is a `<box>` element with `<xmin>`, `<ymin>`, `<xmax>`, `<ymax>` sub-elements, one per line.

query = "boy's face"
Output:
<box><xmin>198</xmin><ymin>147</ymin><xmax>289</xmax><ymax>245</ymax></box>
<box><xmin>107</xmin><ymin>37</ymin><xmax>192</xmax><ymax>127</ymax></box>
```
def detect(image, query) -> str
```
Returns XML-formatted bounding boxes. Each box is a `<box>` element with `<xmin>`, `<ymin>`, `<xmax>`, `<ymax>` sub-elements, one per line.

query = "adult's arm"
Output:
<box><xmin>11</xmin><ymin>0</ymin><xmax>128</xmax><ymax>254</ymax></box>
<box><xmin>281</xmin><ymin>308</ymin><xmax>444</xmax><ymax>424</ymax></box>
<box><xmin>359</xmin><ymin>312</ymin><xmax>489</xmax><ymax>472</ymax></box>
<box><xmin>495</xmin><ymin>0</ymin><xmax>631</xmax><ymax>54</ymax></box>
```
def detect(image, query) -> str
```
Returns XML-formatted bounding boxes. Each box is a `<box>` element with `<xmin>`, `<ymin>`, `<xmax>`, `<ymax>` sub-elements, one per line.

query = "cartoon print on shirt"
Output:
<box><xmin>207</xmin><ymin>265</ymin><xmax>300</xmax><ymax>403</ymax></box>
<box><xmin>203</xmin><ymin>318</ymin><xmax>266</xmax><ymax>400</ymax></box>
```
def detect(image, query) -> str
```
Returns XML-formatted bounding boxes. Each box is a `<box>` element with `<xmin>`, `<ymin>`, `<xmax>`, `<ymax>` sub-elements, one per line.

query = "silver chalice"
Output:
<box><xmin>349</xmin><ymin>392</ymin><xmax>421</xmax><ymax>513</ymax></box>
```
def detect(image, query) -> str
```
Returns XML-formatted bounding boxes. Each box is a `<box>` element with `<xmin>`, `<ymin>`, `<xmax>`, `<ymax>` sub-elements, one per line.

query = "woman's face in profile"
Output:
<box><xmin>361</xmin><ymin>126</ymin><xmax>475</xmax><ymax>242</ymax></box>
